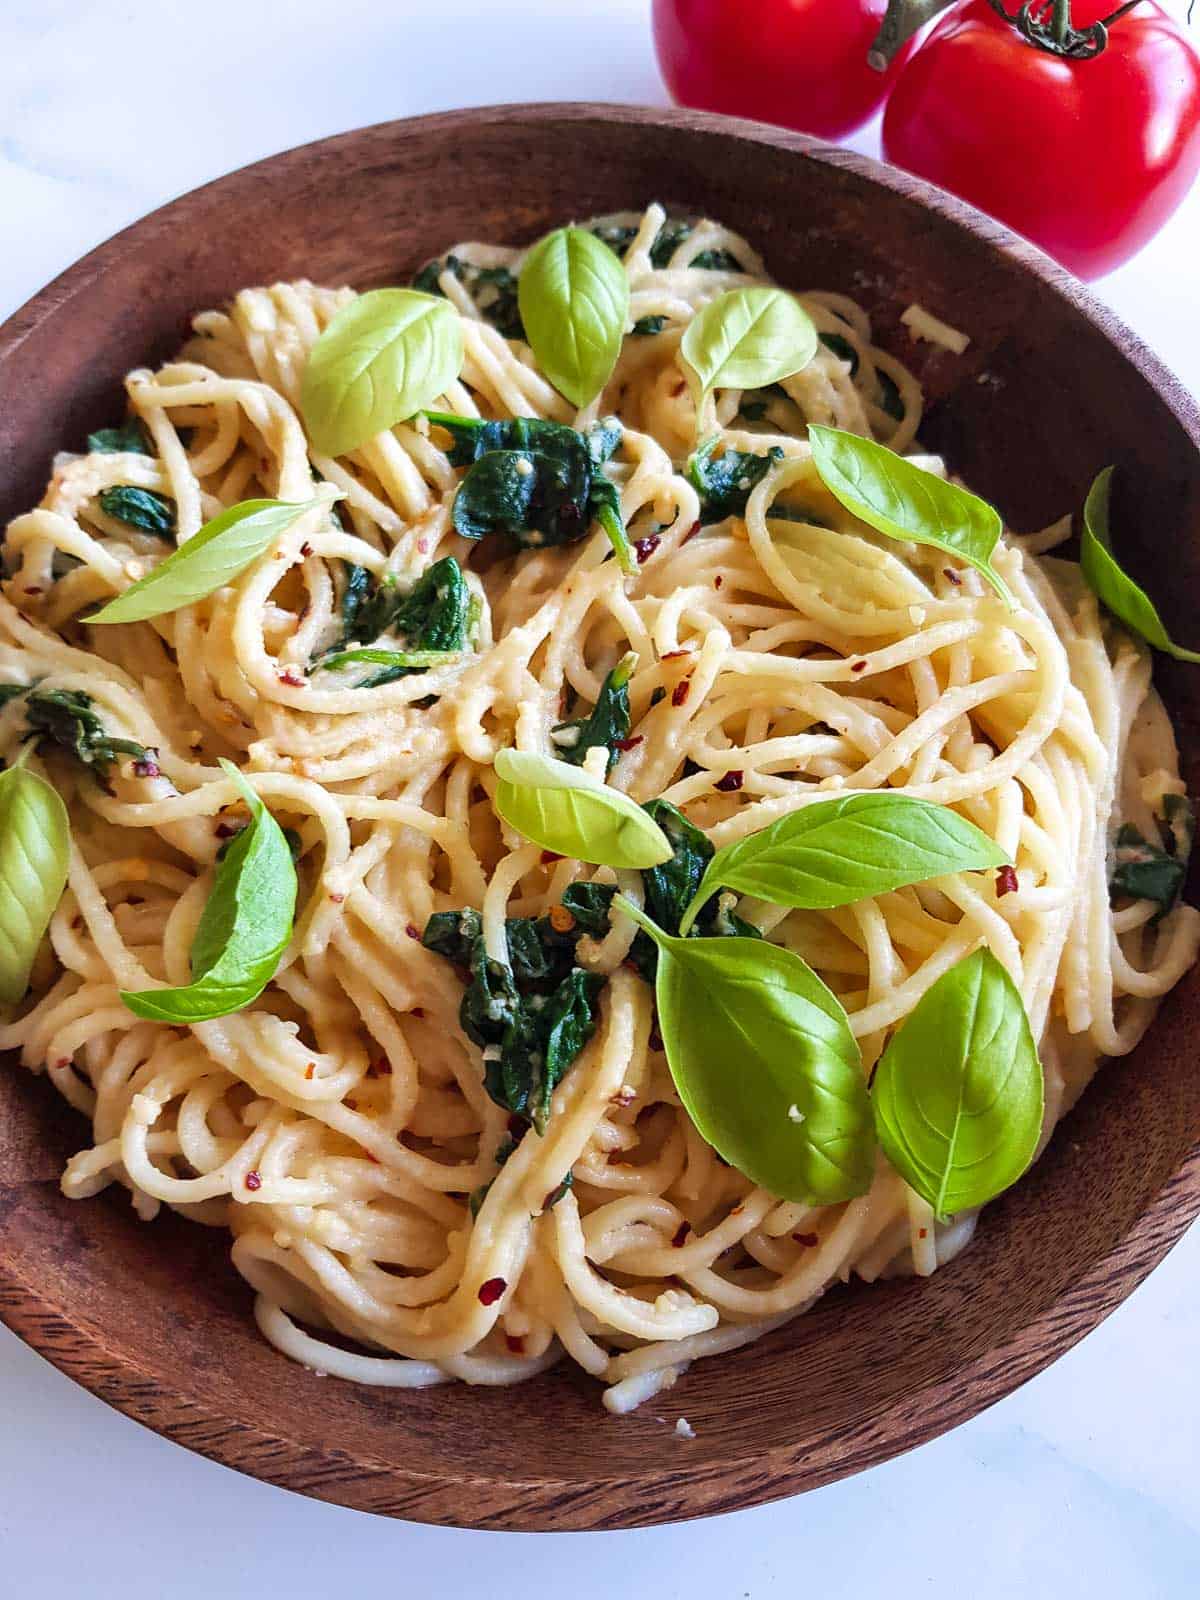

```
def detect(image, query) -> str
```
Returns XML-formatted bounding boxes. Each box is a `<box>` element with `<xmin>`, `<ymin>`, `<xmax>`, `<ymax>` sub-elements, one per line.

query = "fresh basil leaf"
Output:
<box><xmin>687</xmin><ymin>437</ymin><xmax>783</xmax><ymax>521</ymax></box>
<box><xmin>88</xmin><ymin>418</ymin><xmax>151</xmax><ymax>455</ymax></box>
<box><xmin>681</xmin><ymin>792</ymin><xmax>1009</xmax><ymax>934</ymax></box>
<box><xmin>680</xmin><ymin>287</ymin><xmax>818</xmax><ymax>416</ymax></box>
<box><xmin>872</xmin><ymin>948</ymin><xmax>1043</xmax><ymax>1219</ymax></box>
<box><xmin>0</xmin><ymin>758</ymin><xmax>70</xmax><ymax>1005</ymax></box>
<box><xmin>551</xmin><ymin>652</ymin><xmax>634</xmax><ymax>771</ymax></box>
<box><xmin>492</xmin><ymin>749</ymin><xmax>672</xmax><ymax>870</ymax></box>
<box><xmin>120</xmin><ymin>761</ymin><xmax>297</xmax><ymax>1022</ymax></box>
<box><xmin>24</xmin><ymin>689</ymin><xmax>147</xmax><ymax>773</ymax></box>
<box><xmin>517</xmin><ymin>226</ymin><xmax>630</xmax><ymax>409</ymax></box>
<box><xmin>98</xmin><ymin>486</ymin><xmax>175</xmax><ymax>540</ymax></box>
<box><xmin>1080</xmin><ymin>467</ymin><xmax>1200</xmax><ymax>661</ymax></box>
<box><xmin>807</xmin><ymin>425</ymin><xmax>1012</xmax><ymax>607</ymax></box>
<box><xmin>301</xmin><ymin>289</ymin><xmax>464</xmax><ymax>458</ymax></box>
<box><xmin>618</xmin><ymin>897</ymin><xmax>874</xmax><ymax>1203</ymax></box>
<box><xmin>88</xmin><ymin>498</ymin><xmax>318</xmax><ymax>624</ymax></box>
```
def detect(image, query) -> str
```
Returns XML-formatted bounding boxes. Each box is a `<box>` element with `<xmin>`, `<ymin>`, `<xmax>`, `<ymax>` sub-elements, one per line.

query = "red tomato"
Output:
<box><xmin>882</xmin><ymin>0</ymin><xmax>1200</xmax><ymax>279</ymax></box>
<box><xmin>652</xmin><ymin>0</ymin><xmax>917</xmax><ymax>142</ymax></box>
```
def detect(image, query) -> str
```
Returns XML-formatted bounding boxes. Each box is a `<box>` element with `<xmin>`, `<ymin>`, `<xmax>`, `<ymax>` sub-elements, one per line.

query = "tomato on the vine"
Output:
<box><xmin>652</xmin><ymin>0</ymin><xmax>917</xmax><ymax>142</ymax></box>
<box><xmin>880</xmin><ymin>0</ymin><xmax>1200</xmax><ymax>279</ymax></box>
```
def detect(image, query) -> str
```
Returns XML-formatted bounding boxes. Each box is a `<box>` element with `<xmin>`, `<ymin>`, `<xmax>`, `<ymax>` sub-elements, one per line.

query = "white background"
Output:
<box><xmin>2</xmin><ymin>2</ymin><xmax>1199</xmax><ymax>1593</ymax></box>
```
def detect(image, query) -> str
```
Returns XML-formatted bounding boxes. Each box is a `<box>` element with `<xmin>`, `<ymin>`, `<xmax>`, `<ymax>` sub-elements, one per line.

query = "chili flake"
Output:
<box><xmin>996</xmin><ymin>865</ymin><xmax>1019</xmax><ymax>897</ymax></box>
<box><xmin>792</xmin><ymin>1231</ymin><xmax>819</xmax><ymax>1247</ymax></box>
<box><xmin>505</xmin><ymin>1334</ymin><xmax>525</xmax><ymax>1355</ymax></box>
<box><xmin>613</xmin><ymin>734</ymin><xmax>644</xmax><ymax>752</ymax></box>
<box><xmin>671</xmin><ymin>678</ymin><xmax>691</xmax><ymax>708</ymax></box>
<box><xmin>672</xmin><ymin>1221</ymin><xmax>692</xmax><ymax>1248</ymax></box>
<box><xmin>635</xmin><ymin>533</ymin><xmax>661</xmax><ymax>564</ymax></box>
<box><xmin>715</xmin><ymin>769</ymin><xmax>744</xmax><ymax>793</ymax></box>
<box><xmin>245</xmin><ymin>1171</ymin><xmax>262</xmax><ymax>1192</ymax></box>
<box><xmin>405</xmin><ymin>923</ymin><xmax>421</xmax><ymax>940</ymax></box>
<box><xmin>943</xmin><ymin>567</ymin><xmax>962</xmax><ymax>586</ymax></box>
<box><xmin>478</xmin><ymin>1276</ymin><xmax>507</xmax><ymax>1306</ymax></box>
<box><xmin>549</xmin><ymin>904</ymin><xmax>576</xmax><ymax>934</ymax></box>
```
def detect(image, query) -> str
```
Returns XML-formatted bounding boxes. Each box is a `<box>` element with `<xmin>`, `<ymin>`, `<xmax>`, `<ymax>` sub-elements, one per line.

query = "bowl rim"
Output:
<box><xmin>1</xmin><ymin>100</ymin><xmax>1199</xmax><ymax>1531</ymax></box>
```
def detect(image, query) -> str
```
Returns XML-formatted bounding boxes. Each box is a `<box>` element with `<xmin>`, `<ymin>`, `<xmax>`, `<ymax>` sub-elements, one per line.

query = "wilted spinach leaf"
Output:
<box><xmin>687</xmin><ymin>437</ymin><xmax>784</xmax><ymax>520</ymax></box>
<box><xmin>322</xmin><ymin>556</ymin><xmax>469</xmax><ymax>684</ymax></box>
<box><xmin>97</xmin><ymin>486</ymin><xmax>176</xmax><ymax>540</ymax></box>
<box><xmin>551</xmin><ymin>652</ymin><xmax>634</xmax><ymax>772</ymax></box>
<box><xmin>632</xmin><ymin>314</ymin><xmax>667</xmax><ymax>337</ymax></box>
<box><xmin>819</xmin><ymin>332</ymin><xmax>860</xmax><ymax>376</ymax></box>
<box><xmin>1110</xmin><ymin>794</ymin><xmax>1193</xmax><ymax>920</ymax></box>
<box><xmin>25</xmin><ymin>689</ymin><xmax>148</xmax><ymax>773</ymax></box>
<box><xmin>411</xmin><ymin>253</ymin><xmax>524</xmax><ymax>340</ymax></box>
<box><xmin>88</xmin><ymin>418</ymin><xmax>152</xmax><ymax>455</ymax></box>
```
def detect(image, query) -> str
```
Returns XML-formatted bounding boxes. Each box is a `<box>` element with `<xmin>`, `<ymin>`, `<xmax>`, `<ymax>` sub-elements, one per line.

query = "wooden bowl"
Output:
<box><xmin>1</xmin><ymin>104</ymin><xmax>1198</xmax><ymax>1532</ymax></box>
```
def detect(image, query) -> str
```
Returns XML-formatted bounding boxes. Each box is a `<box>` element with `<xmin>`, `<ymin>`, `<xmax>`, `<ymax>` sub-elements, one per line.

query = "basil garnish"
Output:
<box><xmin>121</xmin><ymin>762</ymin><xmax>297</xmax><ymax>1022</ymax></box>
<box><xmin>617</xmin><ymin>896</ymin><xmax>875</xmax><ymax>1203</ymax></box>
<box><xmin>679</xmin><ymin>793</ymin><xmax>1009</xmax><ymax>934</ymax></box>
<box><xmin>492</xmin><ymin>749</ymin><xmax>672</xmax><ymax>870</ymax></box>
<box><xmin>0</xmin><ymin>755</ymin><xmax>70</xmax><ymax>1005</ymax></box>
<box><xmin>301</xmin><ymin>289</ymin><xmax>463</xmax><ymax>458</ymax></box>
<box><xmin>680</xmin><ymin>287</ymin><xmax>818</xmax><ymax>418</ymax></box>
<box><xmin>872</xmin><ymin>948</ymin><xmax>1043</xmax><ymax>1218</ymax></box>
<box><xmin>1080</xmin><ymin>467</ymin><xmax>1200</xmax><ymax>661</ymax></box>
<box><xmin>89</xmin><ymin>498</ymin><xmax>320</xmax><ymax>624</ymax></box>
<box><xmin>807</xmin><ymin>425</ymin><xmax>1012</xmax><ymax>606</ymax></box>
<box><xmin>517</xmin><ymin>226</ymin><xmax>630</xmax><ymax>409</ymax></box>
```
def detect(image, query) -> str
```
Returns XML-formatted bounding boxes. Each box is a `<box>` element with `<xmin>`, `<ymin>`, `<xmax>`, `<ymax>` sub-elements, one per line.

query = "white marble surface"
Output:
<box><xmin>2</xmin><ymin>1</ymin><xmax>1198</xmax><ymax>1593</ymax></box>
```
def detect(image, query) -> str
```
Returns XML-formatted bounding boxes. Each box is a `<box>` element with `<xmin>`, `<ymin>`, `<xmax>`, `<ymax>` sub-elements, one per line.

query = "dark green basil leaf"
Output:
<box><xmin>807</xmin><ymin>425</ymin><xmax>1012</xmax><ymax>606</ymax></box>
<box><xmin>89</xmin><ymin>498</ymin><xmax>319</xmax><ymax>624</ymax></box>
<box><xmin>517</xmin><ymin>226</ymin><xmax>630</xmax><ymax>408</ymax></box>
<box><xmin>120</xmin><ymin>762</ymin><xmax>297</xmax><ymax>1022</ymax></box>
<box><xmin>872</xmin><ymin>948</ymin><xmax>1043</xmax><ymax>1218</ymax></box>
<box><xmin>98</xmin><ymin>486</ymin><xmax>175</xmax><ymax>540</ymax></box>
<box><xmin>1080</xmin><ymin>467</ymin><xmax>1200</xmax><ymax>661</ymax></box>
<box><xmin>618</xmin><ymin>897</ymin><xmax>874</xmax><ymax>1203</ymax></box>
<box><xmin>0</xmin><ymin>757</ymin><xmax>70</xmax><ymax>1005</ymax></box>
<box><xmin>493</xmin><ymin>749</ymin><xmax>672</xmax><ymax>870</ymax></box>
<box><xmin>681</xmin><ymin>792</ymin><xmax>1009</xmax><ymax>934</ymax></box>
<box><xmin>551</xmin><ymin>652</ymin><xmax>634</xmax><ymax>772</ymax></box>
<box><xmin>300</xmin><ymin>289</ymin><xmax>464</xmax><ymax>458</ymax></box>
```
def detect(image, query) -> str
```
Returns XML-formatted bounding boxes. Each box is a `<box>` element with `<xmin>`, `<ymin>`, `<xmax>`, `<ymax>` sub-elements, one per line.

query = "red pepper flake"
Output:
<box><xmin>133</xmin><ymin>755</ymin><xmax>161</xmax><ymax>779</ymax></box>
<box><xmin>943</xmin><ymin>567</ymin><xmax>962</xmax><ymax>586</ymax></box>
<box><xmin>411</xmin><ymin>1008</ymin><xmax>425</xmax><ymax>1020</ymax></box>
<box><xmin>713</xmin><ymin>575</ymin><xmax>723</xmax><ymax>589</ymax></box>
<box><xmin>53</xmin><ymin>1057</ymin><xmax>70</xmax><ymax>1070</ymax></box>
<box><xmin>996</xmin><ymin>865</ymin><xmax>1019</xmax><ymax>898</ymax></box>
<box><xmin>300</xmin><ymin>542</ymin><xmax>313</xmax><ymax>558</ymax></box>
<box><xmin>505</xmin><ymin>1333</ymin><xmax>525</xmax><ymax>1355</ymax></box>
<box><xmin>918</xmin><ymin>1227</ymin><xmax>929</xmax><ymax>1239</ymax></box>
<box><xmin>405</xmin><ymin>923</ymin><xmax>421</xmax><ymax>940</ymax></box>
<box><xmin>540</xmin><ymin>849</ymin><xmax>563</xmax><ymax>865</ymax></box>
<box><xmin>214</xmin><ymin>821</ymin><xmax>238</xmax><ymax>839</ymax></box>
<box><xmin>24</xmin><ymin>585</ymin><xmax>43</xmax><ymax>595</ymax></box>
<box><xmin>792</xmin><ymin>1231</ymin><xmax>819</xmax><ymax>1247</ymax></box>
<box><xmin>549</xmin><ymin>904</ymin><xmax>576</xmax><ymax>934</ymax></box>
<box><xmin>613</xmin><ymin>734</ymin><xmax>644</xmax><ymax>752</ymax></box>
<box><xmin>634</xmin><ymin>533</ymin><xmax>661</xmax><ymax>564</ymax></box>
<box><xmin>661</xmin><ymin>648</ymin><xmax>692</xmax><ymax>662</ymax></box>
<box><xmin>478</xmin><ymin>1276</ymin><xmax>506</xmax><ymax>1306</ymax></box>
<box><xmin>328</xmin><ymin>891</ymin><xmax>345</xmax><ymax>904</ymax></box>
<box><xmin>365</xmin><ymin>1151</ymin><xmax>380</xmax><ymax>1164</ymax></box>
<box><xmin>671</xmin><ymin>678</ymin><xmax>691</xmax><ymax>708</ymax></box>
<box><xmin>850</xmin><ymin>660</ymin><xmax>867</xmax><ymax>674</ymax></box>
<box><xmin>245</xmin><ymin>1170</ymin><xmax>262</xmax><ymax>1192</ymax></box>
<box><xmin>304</xmin><ymin>1063</ymin><xmax>315</xmax><ymax>1080</ymax></box>
<box><xmin>672</xmin><ymin>1221</ymin><xmax>692</xmax><ymax>1248</ymax></box>
<box><xmin>278</xmin><ymin>669</ymin><xmax>304</xmax><ymax>688</ymax></box>
<box><xmin>682</xmin><ymin>521</ymin><xmax>702</xmax><ymax>544</ymax></box>
<box><xmin>345</xmin><ymin>1097</ymin><xmax>358</xmax><ymax>1111</ymax></box>
<box><xmin>715</xmin><ymin>769</ymin><xmax>744</xmax><ymax>793</ymax></box>
<box><xmin>507</xmin><ymin>1113</ymin><xmax>526</xmax><ymax>1139</ymax></box>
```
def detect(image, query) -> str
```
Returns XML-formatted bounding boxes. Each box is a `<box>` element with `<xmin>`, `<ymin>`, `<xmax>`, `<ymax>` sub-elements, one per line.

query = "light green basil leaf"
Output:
<box><xmin>807</xmin><ymin>425</ymin><xmax>1013</xmax><ymax>607</ymax></box>
<box><xmin>492</xmin><ymin>749</ymin><xmax>672</xmax><ymax>870</ymax></box>
<box><xmin>88</xmin><ymin>498</ymin><xmax>319</xmax><ymax>624</ymax></box>
<box><xmin>1080</xmin><ymin>466</ymin><xmax>1200</xmax><ymax>662</ymax></box>
<box><xmin>680</xmin><ymin>287</ymin><xmax>818</xmax><ymax>415</ymax></box>
<box><xmin>300</xmin><ymin>289</ymin><xmax>464</xmax><ymax>457</ymax></box>
<box><xmin>0</xmin><ymin>758</ymin><xmax>70</xmax><ymax>1005</ymax></box>
<box><xmin>121</xmin><ymin>761</ymin><xmax>297</xmax><ymax>1022</ymax></box>
<box><xmin>618</xmin><ymin>896</ymin><xmax>874</xmax><ymax>1203</ymax></box>
<box><xmin>680</xmin><ymin>792</ymin><xmax>1008</xmax><ymax>934</ymax></box>
<box><xmin>872</xmin><ymin>948</ymin><xmax>1043</xmax><ymax>1219</ymax></box>
<box><xmin>517</xmin><ymin>226</ymin><xmax>630</xmax><ymax>409</ymax></box>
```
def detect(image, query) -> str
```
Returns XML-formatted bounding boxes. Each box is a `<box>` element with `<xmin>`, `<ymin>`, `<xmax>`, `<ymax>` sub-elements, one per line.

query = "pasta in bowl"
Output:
<box><xmin>1</xmin><ymin>178</ymin><xmax>1197</xmax><ymax>1461</ymax></box>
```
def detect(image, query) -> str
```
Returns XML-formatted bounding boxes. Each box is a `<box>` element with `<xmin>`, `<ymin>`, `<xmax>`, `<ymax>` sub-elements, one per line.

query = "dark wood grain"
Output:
<box><xmin>1</xmin><ymin>103</ymin><xmax>1198</xmax><ymax>1532</ymax></box>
